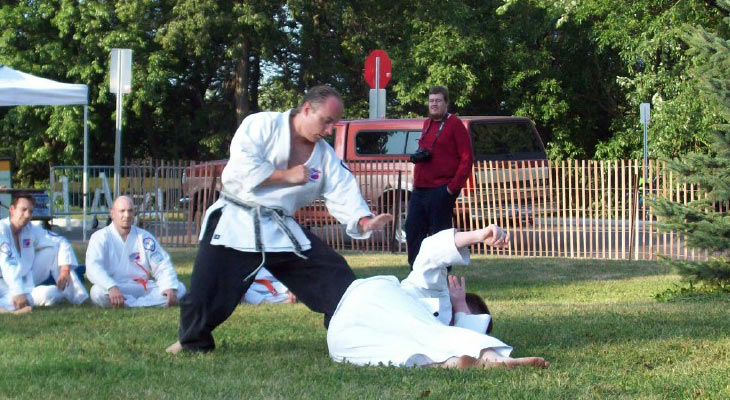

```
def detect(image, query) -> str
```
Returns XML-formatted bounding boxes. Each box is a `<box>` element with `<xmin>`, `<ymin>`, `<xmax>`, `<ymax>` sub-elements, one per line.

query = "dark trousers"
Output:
<box><xmin>178</xmin><ymin>209</ymin><xmax>356</xmax><ymax>352</ymax></box>
<box><xmin>404</xmin><ymin>185</ymin><xmax>458</xmax><ymax>267</ymax></box>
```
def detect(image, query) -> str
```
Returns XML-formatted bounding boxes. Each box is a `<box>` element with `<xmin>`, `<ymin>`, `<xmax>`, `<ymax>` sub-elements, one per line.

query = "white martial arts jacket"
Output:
<box><xmin>86</xmin><ymin>225</ymin><xmax>180</xmax><ymax>292</ymax></box>
<box><xmin>401</xmin><ymin>228</ymin><xmax>491</xmax><ymax>332</ymax></box>
<box><xmin>0</xmin><ymin>218</ymin><xmax>77</xmax><ymax>297</ymax></box>
<box><xmin>201</xmin><ymin>110</ymin><xmax>373</xmax><ymax>252</ymax></box>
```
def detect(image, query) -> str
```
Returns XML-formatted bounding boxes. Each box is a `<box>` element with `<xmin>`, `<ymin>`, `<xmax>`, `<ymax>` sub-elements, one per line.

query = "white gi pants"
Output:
<box><xmin>90</xmin><ymin>280</ymin><xmax>187</xmax><ymax>308</ymax></box>
<box><xmin>1</xmin><ymin>246</ymin><xmax>87</xmax><ymax>310</ymax></box>
<box><xmin>0</xmin><ymin>279</ymin><xmax>32</xmax><ymax>311</ymax></box>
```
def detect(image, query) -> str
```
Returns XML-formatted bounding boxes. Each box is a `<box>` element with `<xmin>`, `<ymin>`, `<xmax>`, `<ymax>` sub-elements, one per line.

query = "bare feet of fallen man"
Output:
<box><xmin>0</xmin><ymin>305</ymin><xmax>33</xmax><ymax>315</ymax></box>
<box><xmin>478</xmin><ymin>356</ymin><xmax>550</xmax><ymax>369</ymax></box>
<box><xmin>166</xmin><ymin>341</ymin><xmax>183</xmax><ymax>355</ymax></box>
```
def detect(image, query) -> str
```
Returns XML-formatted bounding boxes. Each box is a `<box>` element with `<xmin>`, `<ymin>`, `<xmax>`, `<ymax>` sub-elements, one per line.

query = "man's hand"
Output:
<box><xmin>283</xmin><ymin>165</ymin><xmax>310</xmax><ymax>185</ymax></box>
<box><xmin>484</xmin><ymin>224</ymin><xmax>510</xmax><ymax>249</ymax></box>
<box><xmin>12</xmin><ymin>294</ymin><xmax>29</xmax><ymax>310</ymax></box>
<box><xmin>359</xmin><ymin>214</ymin><xmax>393</xmax><ymax>233</ymax></box>
<box><xmin>56</xmin><ymin>266</ymin><xmax>72</xmax><ymax>290</ymax></box>
<box><xmin>108</xmin><ymin>286</ymin><xmax>125</xmax><ymax>308</ymax></box>
<box><xmin>448</xmin><ymin>275</ymin><xmax>470</xmax><ymax>314</ymax></box>
<box><xmin>264</xmin><ymin>165</ymin><xmax>310</xmax><ymax>186</ymax></box>
<box><xmin>162</xmin><ymin>289</ymin><xmax>178</xmax><ymax>307</ymax></box>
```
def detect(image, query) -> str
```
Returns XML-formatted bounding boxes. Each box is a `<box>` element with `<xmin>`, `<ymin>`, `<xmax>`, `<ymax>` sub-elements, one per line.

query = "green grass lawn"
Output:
<box><xmin>2</xmin><ymin>247</ymin><xmax>729</xmax><ymax>399</ymax></box>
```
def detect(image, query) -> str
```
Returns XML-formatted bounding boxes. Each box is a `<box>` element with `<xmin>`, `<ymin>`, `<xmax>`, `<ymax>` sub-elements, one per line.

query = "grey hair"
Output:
<box><xmin>295</xmin><ymin>85</ymin><xmax>342</xmax><ymax>114</ymax></box>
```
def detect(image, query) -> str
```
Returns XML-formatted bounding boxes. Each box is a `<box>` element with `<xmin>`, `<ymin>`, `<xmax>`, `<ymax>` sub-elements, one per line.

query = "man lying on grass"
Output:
<box><xmin>327</xmin><ymin>225</ymin><xmax>549</xmax><ymax>369</ymax></box>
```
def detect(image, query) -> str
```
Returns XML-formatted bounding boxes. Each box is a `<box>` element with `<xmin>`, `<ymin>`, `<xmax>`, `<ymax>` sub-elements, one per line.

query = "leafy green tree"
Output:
<box><xmin>554</xmin><ymin>0</ymin><xmax>727</xmax><ymax>159</ymax></box>
<box><xmin>651</xmin><ymin>0</ymin><xmax>730</xmax><ymax>289</ymax></box>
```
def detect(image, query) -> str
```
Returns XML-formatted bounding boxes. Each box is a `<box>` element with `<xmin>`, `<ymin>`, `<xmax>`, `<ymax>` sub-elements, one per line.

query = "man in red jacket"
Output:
<box><xmin>405</xmin><ymin>86</ymin><xmax>474</xmax><ymax>267</ymax></box>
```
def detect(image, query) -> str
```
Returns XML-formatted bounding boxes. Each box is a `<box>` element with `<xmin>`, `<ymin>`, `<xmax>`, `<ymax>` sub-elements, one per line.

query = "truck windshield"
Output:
<box><xmin>355</xmin><ymin>130</ymin><xmax>422</xmax><ymax>156</ymax></box>
<box><xmin>470</xmin><ymin>121</ymin><xmax>546</xmax><ymax>161</ymax></box>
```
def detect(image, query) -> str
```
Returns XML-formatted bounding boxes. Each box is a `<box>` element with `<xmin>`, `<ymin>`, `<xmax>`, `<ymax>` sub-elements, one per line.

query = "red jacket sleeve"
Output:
<box><xmin>447</xmin><ymin>120</ymin><xmax>474</xmax><ymax>193</ymax></box>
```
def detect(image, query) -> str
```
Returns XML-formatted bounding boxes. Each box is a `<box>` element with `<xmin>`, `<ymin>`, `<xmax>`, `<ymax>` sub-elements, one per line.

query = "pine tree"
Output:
<box><xmin>651</xmin><ymin>0</ymin><xmax>730</xmax><ymax>289</ymax></box>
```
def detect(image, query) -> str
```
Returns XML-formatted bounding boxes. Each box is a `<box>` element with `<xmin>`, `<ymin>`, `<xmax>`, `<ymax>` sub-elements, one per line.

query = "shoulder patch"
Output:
<box><xmin>142</xmin><ymin>237</ymin><xmax>156</xmax><ymax>252</ymax></box>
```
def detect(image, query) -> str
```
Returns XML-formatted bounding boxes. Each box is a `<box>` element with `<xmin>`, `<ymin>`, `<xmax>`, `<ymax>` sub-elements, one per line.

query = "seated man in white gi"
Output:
<box><xmin>327</xmin><ymin>225</ymin><xmax>549</xmax><ymax>369</ymax></box>
<box><xmin>86</xmin><ymin>195</ymin><xmax>186</xmax><ymax>308</ymax></box>
<box><xmin>241</xmin><ymin>267</ymin><xmax>296</xmax><ymax>305</ymax></box>
<box><xmin>0</xmin><ymin>194</ymin><xmax>88</xmax><ymax>314</ymax></box>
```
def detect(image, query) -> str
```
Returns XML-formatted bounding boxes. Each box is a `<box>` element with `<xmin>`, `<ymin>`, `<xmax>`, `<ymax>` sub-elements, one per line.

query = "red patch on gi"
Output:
<box><xmin>309</xmin><ymin>168</ymin><xmax>321</xmax><ymax>182</ymax></box>
<box><xmin>129</xmin><ymin>252</ymin><xmax>141</xmax><ymax>261</ymax></box>
<box><xmin>22</xmin><ymin>239</ymin><xmax>31</xmax><ymax>248</ymax></box>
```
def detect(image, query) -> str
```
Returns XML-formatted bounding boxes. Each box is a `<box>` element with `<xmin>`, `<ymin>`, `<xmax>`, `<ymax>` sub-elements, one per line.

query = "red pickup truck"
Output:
<box><xmin>182</xmin><ymin>116</ymin><xmax>547</xmax><ymax>243</ymax></box>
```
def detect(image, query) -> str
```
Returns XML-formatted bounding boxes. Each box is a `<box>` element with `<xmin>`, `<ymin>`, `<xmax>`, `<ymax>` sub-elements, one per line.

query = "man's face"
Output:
<box><xmin>298</xmin><ymin>96</ymin><xmax>343</xmax><ymax>143</ymax></box>
<box><xmin>111</xmin><ymin>198</ymin><xmax>135</xmax><ymax>231</ymax></box>
<box><xmin>9</xmin><ymin>198</ymin><xmax>34</xmax><ymax>230</ymax></box>
<box><xmin>428</xmin><ymin>93</ymin><xmax>448</xmax><ymax>121</ymax></box>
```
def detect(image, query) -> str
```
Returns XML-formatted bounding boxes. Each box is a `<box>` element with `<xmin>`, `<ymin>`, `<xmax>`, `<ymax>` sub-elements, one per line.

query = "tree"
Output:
<box><xmin>651</xmin><ymin>0</ymin><xmax>730</xmax><ymax>289</ymax></box>
<box><xmin>556</xmin><ymin>0</ymin><xmax>727</xmax><ymax>159</ymax></box>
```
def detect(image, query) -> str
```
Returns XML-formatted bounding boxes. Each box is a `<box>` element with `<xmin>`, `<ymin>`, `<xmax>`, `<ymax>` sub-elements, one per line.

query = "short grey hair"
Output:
<box><xmin>296</xmin><ymin>85</ymin><xmax>342</xmax><ymax>114</ymax></box>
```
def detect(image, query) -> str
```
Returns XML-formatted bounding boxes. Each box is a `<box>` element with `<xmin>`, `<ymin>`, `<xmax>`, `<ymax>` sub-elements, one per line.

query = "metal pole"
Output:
<box><xmin>375</xmin><ymin>56</ymin><xmax>380</xmax><ymax>119</ymax></box>
<box><xmin>83</xmin><ymin>105</ymin><xmax>88</xmax><ymax>241</ymax></box>
<box><xmin>114</xmin><ymin>54</ymin><xmax>123</xmax><ymax>199</ymax></box>
<box><xmin>643</xmin><ymin>123</ymin><xmax>648</xmax><ymax>184</ymax></box>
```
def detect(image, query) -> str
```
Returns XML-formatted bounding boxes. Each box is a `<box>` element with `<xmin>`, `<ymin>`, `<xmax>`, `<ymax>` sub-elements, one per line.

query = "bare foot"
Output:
<box><xmin>284</xmin><ymin>293</ymin><xmax>297</xmax><ymax>304</ymax></box>
<box><xmin>432</xmin><ymin>355</ymin><xmax>479</xmax><ymax>369</ymax></box>
<box><xmin>477</xmin><ymin>356</ymin><xmax>550</xmax><ymax>369</ymax></box>
<box><xmin>13</xmin><ymin>306</ymin><xmax>33</xmax><ymax>315</ymax></box>
<box><xmin>166</xmin><ymin>341</ymin><xmax>184</xmax><ymax>355</ymax></box>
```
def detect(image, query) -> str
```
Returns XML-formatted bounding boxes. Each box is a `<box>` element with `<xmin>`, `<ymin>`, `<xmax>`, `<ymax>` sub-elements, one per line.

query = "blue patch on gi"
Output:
<box><xmin>309</xmin><ymin>167</ymin><xmax>322</xmax><ymax>182</ymax></box>
<box><xmin>213</xmin><ymin>234</ymin><xmax>220</xmax><ymax>239</ymax></box>
<box><xmin>22</xmin><ymin>239</ymin><xmax>31</xmax><ymax>248</ymax></box>
<box><xmin>0</xmin><ymin>242</ymin><xmax>11</xmax><ymax>255</ymax></box>
<box><xmin>129</xmin><ymin>252</ymin><xmax>141</xmax><ymax>261</ymax></box>
<box><xmin>142</xmin><ymin>237</ymin><xmax>156</xmax><ymax>252</ymax></box>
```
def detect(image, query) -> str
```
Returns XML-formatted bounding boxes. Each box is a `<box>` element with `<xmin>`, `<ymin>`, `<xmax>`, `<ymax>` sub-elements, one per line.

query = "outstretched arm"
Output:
<box><xmin>358</xmin><ymin>214</ymin><xmax>393</xmax><ymax>233</ymax></box>
<box><xmin>453</xmin><ymin>224</ymin><xmax>510</xmax><ymax>249</ymax></box>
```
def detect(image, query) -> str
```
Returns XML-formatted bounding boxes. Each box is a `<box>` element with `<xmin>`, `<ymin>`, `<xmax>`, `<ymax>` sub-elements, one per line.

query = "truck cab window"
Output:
<box><xmin>355</xmin><ymin>130</ymin><xmax>421</xmax><ymax>156</ymax></box>
<box><xmin>470</xmin><ymin>122</ymin><xmax>546</xmax><ymax>161</ymax></box>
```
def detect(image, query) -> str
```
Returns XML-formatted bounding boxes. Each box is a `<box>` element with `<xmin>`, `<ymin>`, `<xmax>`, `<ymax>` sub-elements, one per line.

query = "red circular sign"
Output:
<box><xmin>364</xmin><ymin>50</ymin><xmax>392</xmax><ymax>89</ymax></box>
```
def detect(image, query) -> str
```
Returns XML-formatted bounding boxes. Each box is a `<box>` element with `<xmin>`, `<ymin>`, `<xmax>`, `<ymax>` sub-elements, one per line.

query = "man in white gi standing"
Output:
<box><xmin>167</xmin><ymin>85</ymin><xmax>392</xmax><ymax>353</ymax></box>
<box><xmin>0</xmin><ymin>194</ymin><xmax>88</xmax><ymax>313</ymax></box>
<box><xmin>86</xmin><ymin>195</ymin><xmax>186</xmax><ymax>308</ymax></box>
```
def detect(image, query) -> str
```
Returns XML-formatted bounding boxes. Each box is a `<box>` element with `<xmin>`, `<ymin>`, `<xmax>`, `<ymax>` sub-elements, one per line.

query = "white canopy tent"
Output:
<box><xmin>0</xmin><ymin>65</ymin><xmax>91</xmax><ymax>240</ymax></box>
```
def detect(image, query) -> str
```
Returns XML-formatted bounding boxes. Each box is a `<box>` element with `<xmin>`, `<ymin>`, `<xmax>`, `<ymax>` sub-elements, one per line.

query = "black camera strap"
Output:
<box><xmin>422</xmin><ymin>113</ymin><xmax>449</xmax><ymax>151</ymax></box>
